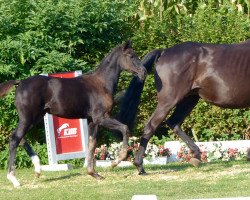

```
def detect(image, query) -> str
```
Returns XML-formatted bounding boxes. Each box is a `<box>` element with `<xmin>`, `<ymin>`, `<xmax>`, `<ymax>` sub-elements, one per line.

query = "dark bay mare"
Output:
<box><xmin>0</xmin><ymin>41</ymin><xmax>146</xmax><ymax>187</ymax></box>
<box><xmin>118</xmin><ymin>40</ymin><xmax>250</xmax><ymax>175</ymax></box>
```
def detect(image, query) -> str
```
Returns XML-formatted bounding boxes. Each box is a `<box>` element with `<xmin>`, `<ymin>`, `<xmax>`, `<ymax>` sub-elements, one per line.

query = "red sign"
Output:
<box><xmin>48</xmin><ymin>72</ymin><xmax>84</xmax><ymax>154</ymax></box>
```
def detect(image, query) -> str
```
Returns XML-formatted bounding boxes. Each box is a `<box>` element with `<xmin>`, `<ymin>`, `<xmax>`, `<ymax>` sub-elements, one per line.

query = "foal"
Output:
<box><xmin>0</xmin><ymin>40</ymin><xmax>146</xmax><ymax>187</ymax></box>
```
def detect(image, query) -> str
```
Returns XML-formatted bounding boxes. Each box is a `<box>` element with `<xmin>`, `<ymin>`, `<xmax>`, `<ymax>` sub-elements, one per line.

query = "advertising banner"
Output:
<box><xmin>42</xmin><ymin>71</ymin><xmax>88</xmax><ymax>171</ymax></box>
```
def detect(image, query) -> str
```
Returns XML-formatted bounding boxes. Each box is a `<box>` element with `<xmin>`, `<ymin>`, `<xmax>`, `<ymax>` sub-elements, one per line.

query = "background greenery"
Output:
<box><xmin>0</xmin><ymin>0</ymin><xmax>250</xmax><ymax>164</ymax></box>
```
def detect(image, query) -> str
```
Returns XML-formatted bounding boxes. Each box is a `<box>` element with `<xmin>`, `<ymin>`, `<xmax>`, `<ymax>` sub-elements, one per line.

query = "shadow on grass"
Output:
<box><xmin>103</xmin><ymin>162</ymin><xmax>194</xmax><ymax>175</ymax></box>
<box><xmin>145</xmin><ymin>162</ymin><xmax>192</xmax><ymax>172</ymax></box>
<box><xmin>40</xmin><ymin>160</ymin><xmax>249</xmax><ymax>182</ymax></box>
<box><xmin>104</xmin><ymin>160</ymin><xmax>249</xmax><ymax>174</ymax></box>
<box><xmin>198</xmin><ymin>160</ymin><xmax>249</xmax><ymax>172</ymax></box>
<box><xmin>42</xmin><ymin>172</ymin><xmax>82</xmax><ymax>182</ymax></box>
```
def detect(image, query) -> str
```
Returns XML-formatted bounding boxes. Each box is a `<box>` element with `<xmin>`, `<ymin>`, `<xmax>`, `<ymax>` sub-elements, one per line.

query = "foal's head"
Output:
<box><xmin>119</xmin><ymin>40</ymin><xmax>146</xmax><ymax>81</ymax></box>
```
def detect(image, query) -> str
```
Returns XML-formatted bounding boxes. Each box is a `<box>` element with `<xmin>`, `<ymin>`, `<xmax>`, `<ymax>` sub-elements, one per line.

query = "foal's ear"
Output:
<box><xmin>122</xmin><ymin>40</ymin><xmax>132</xmax><ymax>50</ymax></box>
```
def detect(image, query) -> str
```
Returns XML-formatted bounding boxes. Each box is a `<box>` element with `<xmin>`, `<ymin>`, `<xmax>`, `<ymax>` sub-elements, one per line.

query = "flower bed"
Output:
<box><xmin>94</xmin><ymin>137</ymin><xmax>171</xmax><ymax>166</ymax></box>
<box><xmin>92</xmin><ymin>138</ymin><xmax>249</xmax><ymax>167</ymax></box>
<box><xmin>165</xmin><ymin>140</ymin><xmax>249</xmax><ymax>163</ymax></box>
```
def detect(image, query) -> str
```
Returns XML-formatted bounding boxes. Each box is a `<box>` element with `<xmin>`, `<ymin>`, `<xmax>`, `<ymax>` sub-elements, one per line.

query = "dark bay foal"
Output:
<box><xmin>0</xmin><ymin>40</ymin><xmax>146</xmax><ymax>187</ymax></box>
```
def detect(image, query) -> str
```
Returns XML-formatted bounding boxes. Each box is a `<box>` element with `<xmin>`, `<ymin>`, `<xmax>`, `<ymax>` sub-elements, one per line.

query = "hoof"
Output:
<box><xmin>138</xmin><ymin>168</ymin><xmax>147</xmax><ymax>175</ymax></box>
<box><xmin>138</xmin><ymin>171</ymin><xmax>147</xmax><ymax>176</ymax></box>
<box><xmin>189</xmin><ymin>158</ymin><xmax>201</xmax><ymax>167</ymax></box>
<box><xmin>13</xmin><ymin>183</ymin><xmax>21</xmax><ymax>188</ymax></box>
<box><xmin>35</xmin><ymin>172</ymin><xmax>41</xmax><ymax>178</ymax></box>
<box><xmin>96</xmin><ymin>175</ymin><xmax>105</xmax><ymax>180</ymax></box>
<box><xmin>89</xmin><ymin>172</ymin><xmax>105</xmax><ymax>180</ymax></box>
<box><xmin>111</xmin><ymin>160</ymin><xmax>119</xmax><ymax>168</ymax></box>
<box><xmin>94</xmin><ymin>174</ymin><xmax>105</xmax><ymax>180</ymax></box>
<box><xmin>7</xmin><ymin>173</ymin><xmax>21</xmax><ymax>187</ymax></box>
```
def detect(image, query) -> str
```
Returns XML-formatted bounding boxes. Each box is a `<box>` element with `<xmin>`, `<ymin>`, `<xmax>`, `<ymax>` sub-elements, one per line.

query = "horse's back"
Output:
<box><xmin>15</xmin><ymin>75</ymin><xmax>49</xmax><ymax>101</ymax></box>
<box><xmin>156</xmin><ymin>41</ymin><xmax>250</xmax><ymax>108</ymax></box>
<box><xmin>15</xmin><ymin>75</ymin><xmax>88</xmax><ymax>118</ymax></box>
<box><xmin>194</xmin><ymin>42</ymin><xmax>250</xmax><ymax>107</ymax></box>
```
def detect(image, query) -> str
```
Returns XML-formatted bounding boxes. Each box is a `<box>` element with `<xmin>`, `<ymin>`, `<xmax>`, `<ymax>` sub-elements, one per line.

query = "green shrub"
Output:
<box><xmin>179</xmin><ymin>1</ymin><xmax>250</xmax><ymax>43</ymax></box>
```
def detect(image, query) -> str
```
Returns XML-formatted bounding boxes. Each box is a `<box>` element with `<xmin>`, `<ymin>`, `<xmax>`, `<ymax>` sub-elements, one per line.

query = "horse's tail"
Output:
<box><xmin>0</xmin><ymin>80</ymin><xmax>20</xmax><ymax>98</ymax></box>
<box><xmin>140</xmin><ymin>49</ymin><xmax>163</xmax><ymax>72</ymax></box>
<box><xmin>116</xmin><ymin>49</ymin><xmax>163</xmax><ymax>137</ymax></box>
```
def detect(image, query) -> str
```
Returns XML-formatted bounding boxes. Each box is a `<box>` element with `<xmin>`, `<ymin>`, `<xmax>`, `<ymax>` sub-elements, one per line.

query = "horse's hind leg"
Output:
<box><xmin>166</xmin><ymin>95</ymin><xmax>201</xmax><ymax>166</ymax></box>
<box><xmin>21</xmin><ymin>139</ymin><xmax>41</xmax><ymax>177</ymax></box>
<box><xmin>86</xmin><ymin>122</ymin><xmax>104</xmax><ymax>179</ymax></box>
<box><xmin>7</xmin><ymin>121</ymin><xmax>32</xmax><ymax>187</ymax></box>
<box><xmin>97</xmin><ymin>117</ymin><xmax>130</xmax><ymax>168</ymax></box>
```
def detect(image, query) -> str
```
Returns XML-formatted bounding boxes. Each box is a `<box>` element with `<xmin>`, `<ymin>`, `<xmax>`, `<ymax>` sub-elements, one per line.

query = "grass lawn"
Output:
<box><xmin>0</xmin><ymin>160</ymin><xmax>249</xmax><ymax>200</ymax></box>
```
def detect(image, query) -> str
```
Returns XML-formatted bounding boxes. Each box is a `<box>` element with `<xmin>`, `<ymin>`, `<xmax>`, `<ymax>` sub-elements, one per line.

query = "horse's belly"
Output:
<box><xmin>199</xmin><ymin>86</ymin><xmax>250</xmax><ymax>108</ymax></box>
<box><xmin>46</xmin><ymin>101</ymin><xmax>88</xmax><ymax>119</ymax></box>
<box><xmin>195</xmin><ymin>70</ymin><xmax>250</xmax><ymax>108</ymax></box>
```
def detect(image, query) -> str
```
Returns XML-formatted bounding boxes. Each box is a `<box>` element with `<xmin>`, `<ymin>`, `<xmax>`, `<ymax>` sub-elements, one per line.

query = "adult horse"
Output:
<box><xmin>0</xmin><ymin>40</ymin><xmax>146</xmax><ymax>187</ymax></box>
<box><xmin>132</xmin><ymin>40</ymin><xmax>250</xmax><ymax>174</ymax></box>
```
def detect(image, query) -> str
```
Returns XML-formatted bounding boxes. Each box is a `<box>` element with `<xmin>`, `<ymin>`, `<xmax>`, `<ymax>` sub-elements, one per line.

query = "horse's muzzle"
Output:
<box><xmin>137</xmin><ymin>67</ymin><xmax>147</xmax><ymax>81</ymax></box>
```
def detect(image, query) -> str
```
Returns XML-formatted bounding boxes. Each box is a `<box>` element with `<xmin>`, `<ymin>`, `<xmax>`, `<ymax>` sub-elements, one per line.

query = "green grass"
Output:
<box><xmin>0</xmin><ymin>161</ymin><xmax>249</xmax><ymax>200</ymax></box>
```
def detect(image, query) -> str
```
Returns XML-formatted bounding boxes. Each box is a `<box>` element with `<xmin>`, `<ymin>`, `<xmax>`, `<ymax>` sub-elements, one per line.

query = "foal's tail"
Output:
<box><xmin>0</xmin><ymin>80</ymin><xmax>20</xmax><ymax>98</ymax></box>
<box><xmin>116</xmin><ymin>49</ymin><xmax>163</xmax><ymax>134</ymax></box>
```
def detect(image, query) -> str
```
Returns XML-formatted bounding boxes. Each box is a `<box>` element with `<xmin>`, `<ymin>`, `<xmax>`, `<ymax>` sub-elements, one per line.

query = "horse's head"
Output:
<box><xmin>119</xmin><ymin>40</ymin><xmax>146</xmax><ymax>81</ymax></box>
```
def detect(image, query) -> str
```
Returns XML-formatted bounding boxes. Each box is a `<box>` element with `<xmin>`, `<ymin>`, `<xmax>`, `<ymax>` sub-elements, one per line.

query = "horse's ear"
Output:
<box><xmin>122</xmin><ymin>40</ymin><xmax>132</xmax><ymax>51</ymax></box>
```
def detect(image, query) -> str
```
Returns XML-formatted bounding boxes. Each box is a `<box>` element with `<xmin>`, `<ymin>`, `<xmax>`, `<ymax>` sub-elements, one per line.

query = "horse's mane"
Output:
<box><xmin>81</xmin><ymin>45</ymin><xmax>122</xmax><ymax>77</ymax></box>
<box><xmin>95</xmin><ymin>45</ymin><xmax>122</xmax><ymax>70</ymax></box>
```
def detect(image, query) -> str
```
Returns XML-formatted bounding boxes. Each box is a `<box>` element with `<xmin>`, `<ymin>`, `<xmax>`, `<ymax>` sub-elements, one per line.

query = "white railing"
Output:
<box><xmin>165</xmin><ymin>140</ymin><xmax>250</xmax><ymax>162</ymax></box>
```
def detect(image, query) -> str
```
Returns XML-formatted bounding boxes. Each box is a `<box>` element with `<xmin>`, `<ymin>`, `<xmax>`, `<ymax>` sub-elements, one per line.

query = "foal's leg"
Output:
<box><xmin>21</xmin><ymin>139</ymin><xmax>41</xmax><ymax>177</ymax></box>
<box><xmin>166</xmin><ymin>95</ymin><xmax>201</xmax><ymax>166</ymax></box>
<box><xmin>134</xmin><ymin>103</ymin><xmax>174</xmax><ymax>174</ymax></box>
<box><xmin>86</xmin><ymin>122</ymin><xmax>104</xmax><ymax>179</ymax></box>
<box><xmin>97</xmin><ymin>117</ymin><xmax>130</xmax><ymax>168</ymax></box>
<box><xmin>7</xmin><ymin>121</ymin><xmax>31</xmax><ymax>187</ymax></box>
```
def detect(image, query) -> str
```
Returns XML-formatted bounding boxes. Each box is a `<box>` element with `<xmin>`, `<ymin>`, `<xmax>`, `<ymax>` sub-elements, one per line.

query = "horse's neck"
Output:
<box><xmin>95</xmin><ymin>55</ymin><xmax>121</xmax><ymax>95</ymax></box>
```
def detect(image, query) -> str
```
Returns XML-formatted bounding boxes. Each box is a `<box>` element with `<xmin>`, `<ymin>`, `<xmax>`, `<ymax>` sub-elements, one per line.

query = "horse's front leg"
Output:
<box><xmin>97</xmin><ymin>117</ymin><xmax>129</xmax><ymax>168</ymax></box>
<box><xmin>86</xmin><ymin>122</ymin><xmax>104</xmax><ymax>180</ymax></box>
<box><xmin>134</xmin><ymin>124</ymin><xmax>154</xmax><ymax>175</ymax></box>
